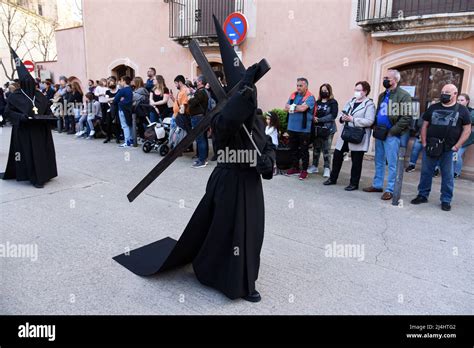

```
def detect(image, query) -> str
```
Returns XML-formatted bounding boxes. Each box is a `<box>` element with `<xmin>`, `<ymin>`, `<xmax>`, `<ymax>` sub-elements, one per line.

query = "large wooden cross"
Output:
<box><xmin>127</xmin><ymin>39</ymin><xmax>271</xmax><ymax>202</ymax></box>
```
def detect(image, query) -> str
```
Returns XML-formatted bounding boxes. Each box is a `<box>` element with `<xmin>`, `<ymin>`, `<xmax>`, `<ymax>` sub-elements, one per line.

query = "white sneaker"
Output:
<box><xmin>323</xmin><ymin>168</ymin><xmax>331</xmax><ymax>178</ymax></box>
<box><xmin>307</xmin><ymin>165</ymin><xmax>319</xmax><ymax>174</ymax></box>
<box><xmin>89</xmin><ymin>130</ymin><xmax>95</xmax><ymax>137</ymax></box>
<box><xmin>75</xmin><ymin>130</ymin><xmax>84</xmax><ymax>137</ymax></box>
<box><xmin>118</xmin><ymin>143</ymin><xmax>130</xmax><ymax>148</ymax></box>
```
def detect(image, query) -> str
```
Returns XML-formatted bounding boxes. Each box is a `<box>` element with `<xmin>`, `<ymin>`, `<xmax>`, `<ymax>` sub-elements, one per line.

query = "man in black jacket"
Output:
<box><xmin>188</xmin><ymin>75</ymin><xmax>209</xmax><ymax>168</ymax></box>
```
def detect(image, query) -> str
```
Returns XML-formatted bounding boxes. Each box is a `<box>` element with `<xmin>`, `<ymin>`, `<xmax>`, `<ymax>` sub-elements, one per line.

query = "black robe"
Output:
<box><xmin>162</xmin><ymin>88</ymin><xmax>275</xmax><ymax>299</ymax></box>
<box><xmin>114</xmin><ymin>85</ymin><xmax>275</xmax><ymax>300</ymax></box>
<box><xmin>1</xmin><ymin>90</ymin><xmax>57</xmax><ymax>185</ymax></box>
<box><xmin>194</xmin><ymin>104</ymin><xmax>274</xmax><ymax>298</ymax></box>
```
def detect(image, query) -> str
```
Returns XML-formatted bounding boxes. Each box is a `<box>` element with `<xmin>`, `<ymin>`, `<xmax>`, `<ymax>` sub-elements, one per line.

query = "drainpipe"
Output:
<box><xmin>81</xmin><ymin>0</ymin><xmax>88</xmax><ymax>89</ymax></box>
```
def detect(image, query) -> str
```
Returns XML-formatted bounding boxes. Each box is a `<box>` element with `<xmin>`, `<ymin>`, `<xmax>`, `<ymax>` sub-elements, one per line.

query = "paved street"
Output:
<box><xmin>0</xmin><ymin>126</ymin><xmax>473</xmax><ymax>315</ymax></box>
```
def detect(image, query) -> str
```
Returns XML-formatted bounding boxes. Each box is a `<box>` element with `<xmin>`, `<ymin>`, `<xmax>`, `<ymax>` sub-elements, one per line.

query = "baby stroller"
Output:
<box><xmin>142</xmin><ymin>117</ymin><xmax>171</xmax><ymax>156</ymax></box>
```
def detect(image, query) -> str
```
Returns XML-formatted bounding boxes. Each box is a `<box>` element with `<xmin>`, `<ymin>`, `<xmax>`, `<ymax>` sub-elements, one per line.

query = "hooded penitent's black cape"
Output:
<box><xmin>1</xmin><ymin>47</ymin><xmax>57</xmax><ymax>185</ymax></box>
<box><xmin>1</xmin><ymin>89</ymin><xmax>58</xmax><ymax>185</ymax></box>
<box><xmin>114</xmin><ymin>16</ymin><xmax>275</xmax><ymax>300</ymax></box>
<box><xmin>168</xmin><ymin>82</ymin><xmax>275</xmax><ymax>299</ymax></box>
<box><xmin>114</xmin><ymin>72</ymin><xmax>275</xmax><ymax>300</ymax></box>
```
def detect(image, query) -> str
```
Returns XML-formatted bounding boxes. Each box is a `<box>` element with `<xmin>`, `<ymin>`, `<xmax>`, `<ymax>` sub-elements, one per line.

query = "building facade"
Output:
<box><xmin>0</xmin><ymin>0</ymin><xmax>59</xmax><ymax>82</ymax></box>
<box><xmin>25</xmin><ymin>0</ymin><xmax>474</xmax><ymax>176</ymax></box>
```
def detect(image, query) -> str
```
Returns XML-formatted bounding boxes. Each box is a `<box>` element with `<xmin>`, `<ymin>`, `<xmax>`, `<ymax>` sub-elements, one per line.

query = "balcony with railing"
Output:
<box><xmin>168</xmin><ymin>0</ymin><xmax>244</xmax><ymax>46</ymax></box>
<box><xmin>356</xmin><ymin>0</ymin><xmax>474</xmax><ymax>43</ymax></box>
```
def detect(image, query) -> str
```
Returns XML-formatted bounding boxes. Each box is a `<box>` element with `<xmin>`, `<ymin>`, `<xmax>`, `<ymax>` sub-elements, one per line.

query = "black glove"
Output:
<box><xmin>17</xmin><ymin>112</ymin><xmax>31</xmax><ymax>123</ymax></box>
<box><xmin>239</xmin><ymin>64</ymin><xmax>260</xmax><ymax>89</ymax></box>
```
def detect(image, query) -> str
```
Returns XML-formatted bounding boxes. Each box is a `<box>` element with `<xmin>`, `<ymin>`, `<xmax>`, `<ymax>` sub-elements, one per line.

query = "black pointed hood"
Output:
<box><xmin>10</xmin><ymin>46</ymin><xmax>36</xmax><ymax>97</ymax></box>
<box><xmin>213</xmin><ymin>14</ymin><xmax>245</xmax><ymax>90</ymax></box>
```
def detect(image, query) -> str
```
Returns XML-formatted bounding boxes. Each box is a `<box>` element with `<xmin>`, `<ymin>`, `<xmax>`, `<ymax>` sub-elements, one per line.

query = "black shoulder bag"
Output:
<box><xmin>373</xmin><ymin>93</ymin><xmax>390</xmax><ymax>141</ymax></box>
<box><xmin>425</xmin><ymin>104</ymin><xmax>458</xmax><ymax>158</ymax></box>
<box><xmin>341</xmin><ymin>102</ymin><xmax>365</xmax><ymax>144</ymax></box>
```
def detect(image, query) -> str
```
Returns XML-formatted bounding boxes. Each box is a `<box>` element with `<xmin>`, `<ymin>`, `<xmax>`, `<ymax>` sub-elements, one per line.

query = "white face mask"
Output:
<box><xmin>354</xmin><ymin>91</ymin><xmax>363</xmax><ymax>99</ymax></box>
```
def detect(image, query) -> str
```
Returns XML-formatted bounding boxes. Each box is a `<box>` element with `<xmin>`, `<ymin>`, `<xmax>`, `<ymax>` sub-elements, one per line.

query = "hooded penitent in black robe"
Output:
<box><xmin>160</xmin><ymin>74</ymin><xmax>275</xmax><ymax>299</ymax></box>
<box><xmin>114</xmin><ymin>17</ymin><xmax>274</xmax><ymax>300</ymax></box>
<box><xmin>114</xmin><ymin>67</ymin><xmax>275</xmax><ymax>300</ymax></box>
<box><xmin>1</xmin><ymin>46</ymin><xmax>57</xmax><ymax>186</ymax></box>
<box><xmin>1</xmin><ymin>89</ymin><xmax>58</xmax><ymax>186</ymax></box>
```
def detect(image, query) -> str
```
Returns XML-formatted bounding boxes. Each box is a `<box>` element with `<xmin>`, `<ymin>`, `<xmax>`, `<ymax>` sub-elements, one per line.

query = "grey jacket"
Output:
<box><xmin>335</xmin><ymin>97</ymin><xmax>376</xmax><ymax>152</ymax></box>
<box><xmin>133</xmin><ymin>87</ymin><xmax>149</xmax><ymax>106</ymax></box>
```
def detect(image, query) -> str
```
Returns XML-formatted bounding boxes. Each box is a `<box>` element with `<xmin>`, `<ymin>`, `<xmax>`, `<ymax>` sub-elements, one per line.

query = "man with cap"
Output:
<box><xmin>0</xmin><ymin>47</ymin><xmax>57</xmax><ymax>188</ymax></box>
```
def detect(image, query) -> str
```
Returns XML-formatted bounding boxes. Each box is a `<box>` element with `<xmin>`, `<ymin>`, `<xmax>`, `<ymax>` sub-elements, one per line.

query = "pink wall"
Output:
<box><xmin>64</xmin><ymin>0</ymin><xmax>474</xmax><ymax>177</ymax></box>
<box><xmin>242</xmin><ymin>0</ymin><xmax>380</xmax><ymax>112</ymax></box>
<box><xmin>82</xmin><ymin>0</ymin><xmax>193</xmax><ymax>91</ymax></box>
<box><xmin>37</xmin><ymin>26</ymin><xmax>88</xmax><ymax>88</ymax></box>
<box><xmin>80</xmin><ymin>0</ymin><xmax>380</xmax><ymax>111</ymax></box>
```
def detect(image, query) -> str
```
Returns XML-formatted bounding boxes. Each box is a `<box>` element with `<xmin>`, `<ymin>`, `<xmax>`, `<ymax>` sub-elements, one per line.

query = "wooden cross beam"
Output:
<box><xmin>126</xmin><ymin>39</ymin><xmax>271</xmax><ymax>202</ymax></box>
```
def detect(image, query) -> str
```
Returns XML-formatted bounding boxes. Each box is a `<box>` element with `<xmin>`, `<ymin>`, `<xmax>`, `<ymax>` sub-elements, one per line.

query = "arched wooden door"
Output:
<box><xmin>393</xmin><ymin>62</ymin><xmax>464</xmax><ymax>114</ymax></box>
<box><xmin>111</xmin><ymin>64</ymin><xmax>136</xmax><ymax>80</ymax></box>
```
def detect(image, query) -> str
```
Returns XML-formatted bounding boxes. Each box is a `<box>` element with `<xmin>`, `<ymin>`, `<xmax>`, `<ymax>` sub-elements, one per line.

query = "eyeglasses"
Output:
<box><xmin>297</xmin><ymin>85</ymin><xmax>304</xmax><ymax>87</ymax></box>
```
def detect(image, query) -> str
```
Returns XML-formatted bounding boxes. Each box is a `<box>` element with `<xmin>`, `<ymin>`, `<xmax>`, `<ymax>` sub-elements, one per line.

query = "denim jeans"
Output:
<box><xmin>118</xmin><ymin>109</ymin><xmax>131</xmax><ymax>144</ymax></box>
<box><xmin>409</xmin><ymin>137</ymin><xmax>442</xmax><ymax>170</ymax></box>
<box><xmin>86</xmin><ymin>115</ymin><xmax>95</xmax><ymax>133</ymax></box>
<box><xmin>453</xmin><ymin>146</ymin><xmax>468</xmax><ymax>175</ymax></box>
<box><xmin>373</xmin><ymin>132</ymin><xmax>409</xmax><ymax>193</ymax></box>
<box><xmin>191</xmin><ymin>115</ymin><xmax>208</xmax><ymax>162</ymax></box>
<box><xmin>149</xmin><ymin>110</ymin><xmax>158</xmax><ymax>123</ymax></box>
<box><xmin>418</xmin><ymin>150</ymin><xmax>454</xmax><ymax>204</ymax></box>
<box><xmin>74</xmin><ymin>108</ymin><xmax>81</xmax><ymax>123</ymax></box>
<box><xmin>78</xmin><ymin>114</ymin><xmax>87</xmax><ymax>132</ymax></box>
<box><xmin>409</xmin><ymin>138</ymin><xmax>424</xmax><ymax>166</ymax></box>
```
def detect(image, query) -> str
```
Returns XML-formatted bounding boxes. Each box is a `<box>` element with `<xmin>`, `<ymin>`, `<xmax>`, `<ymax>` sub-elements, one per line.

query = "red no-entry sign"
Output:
<box><xmin>223</xmin><ymin>12</ymin><xmax>248</xmax><ymax>46</ymax></box>
<box><xmin>23</xmin><ymin>60</ymin><xmax>35</xmax><ymax>72</ymax></box>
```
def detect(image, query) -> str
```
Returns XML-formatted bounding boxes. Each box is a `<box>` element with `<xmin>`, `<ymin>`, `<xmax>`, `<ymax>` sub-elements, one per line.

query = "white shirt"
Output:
<box><xmin>94</xmin><ymin>86</ymin><xmax>109</xmax><ymax>103</ymax></box>
<box><xmin>265</xmin><ymin>126</ymin><xmax>278</xmax><ymax>146</ymax></box>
